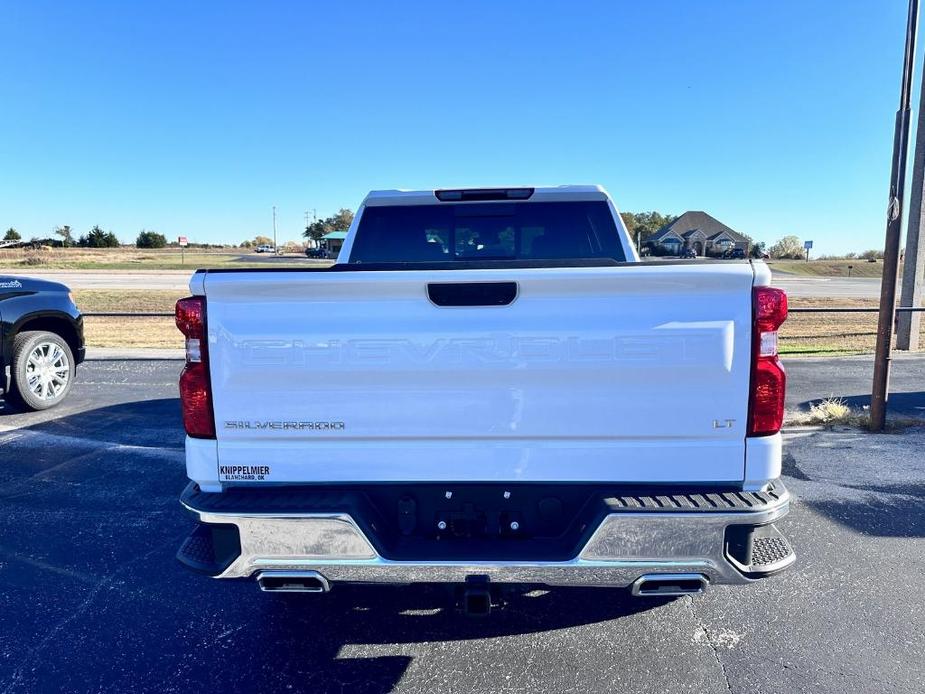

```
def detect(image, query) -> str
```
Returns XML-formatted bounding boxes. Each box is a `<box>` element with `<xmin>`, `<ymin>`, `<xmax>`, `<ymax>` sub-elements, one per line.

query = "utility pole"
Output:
<box><xmin>897</xmin><ymin>58</ymin><xmax>925</xmax><ymax>350</ymax></box>
<box><xmin>871</xmin><ymin>0</ymin><xmax>920</xmax><ymax>431</ymax></box>
<box><xmin>272</xmin><ymin>205</ymin><xmax>278</xmax><ymax>255</ymax></box>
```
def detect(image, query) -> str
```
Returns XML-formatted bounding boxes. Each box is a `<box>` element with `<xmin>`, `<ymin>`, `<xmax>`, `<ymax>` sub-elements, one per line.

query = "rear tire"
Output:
<box><xmin>8</xmin><ymin>331</ymin><xmax>76</xmax><ymax>411</ymax></box>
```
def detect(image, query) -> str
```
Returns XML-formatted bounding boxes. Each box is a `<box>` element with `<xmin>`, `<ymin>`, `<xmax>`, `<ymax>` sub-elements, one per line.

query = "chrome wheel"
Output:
<box><xmin>25</xmin><ymin>341</ymin><xmax>71</xmax><ymax>401</ymax></box>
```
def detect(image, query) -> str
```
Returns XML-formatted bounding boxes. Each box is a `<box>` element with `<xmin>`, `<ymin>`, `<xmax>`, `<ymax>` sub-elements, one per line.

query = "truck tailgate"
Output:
<box><xmin>202</xmin><ymin>263</ymin><xmax>756</xmax><ymax>484</ymax></box>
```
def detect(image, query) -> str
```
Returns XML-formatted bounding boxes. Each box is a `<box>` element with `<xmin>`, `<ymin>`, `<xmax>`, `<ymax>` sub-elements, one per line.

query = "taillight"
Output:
<box><xmin>747</xmin><ymin>287</ymin><xmax>788</xmax><ymax>436</ymax></box>
<box><xmin>176</xmin><ymin>296</ymin><xmax>215</xmax><ymax>438</ymax></box>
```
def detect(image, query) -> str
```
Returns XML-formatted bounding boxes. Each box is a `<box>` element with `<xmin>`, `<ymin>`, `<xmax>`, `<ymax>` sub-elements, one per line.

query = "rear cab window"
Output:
<box><xmin>348</xmin><ymin>201</ymin><xmax>625</xmax><ymax>263</ymax></box>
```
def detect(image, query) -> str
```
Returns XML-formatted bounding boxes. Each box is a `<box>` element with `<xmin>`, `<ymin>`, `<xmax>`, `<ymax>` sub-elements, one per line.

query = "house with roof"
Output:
<box><xmin>320</xmin><ymin>230</ymin><xmax>348</xmax><ymax>256</ymax></box>
<box><xmin>643</xmin><ymin>211</ymin><xmax>749</xmax><ymax>257</ymax></box>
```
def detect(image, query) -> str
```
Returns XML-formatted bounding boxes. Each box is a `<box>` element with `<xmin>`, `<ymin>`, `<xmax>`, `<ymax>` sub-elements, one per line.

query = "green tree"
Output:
<box><xmin>136</xmin><ymin>230</ymin><xmax>167</xmax><ymax>248</ymax></box>
<box><xmin>54</xmin><ymin>225</ymin><xmax>75</xmax><ymax>247</ymax></box>
<box><xmin>860</xmin><ymin>249</ymin><xmax>884</xmax><ymax>260</ymax></box>
<box><xmin>768</xmin><ymin>235</ymin><xmax>804</xmax><ymax>259</ymax></box>
<box><xmin>254</xmin><ymin>235</ymin><xmax>273</xmax><ymax>246</ymax></box>
<box><xmin>83</xmin><ymin>225</ymin><xmax>120</xmax><ymax>248</ymax></box>
<box><xmin>303</xmin><ymin>208</ymin><xmax>355</xmax><ymax>240</ymax></box>
<box><xmin>331</xmin><ymin>208</ymin><xmax>354</xmax><ymax>231</ymax></box>
<box><xmin>749</xmin><ymin>241</ymin><xmax>767</xmax><ymax>259</ymax></box>
<box><xmin>3</xmin><ymin>227</ymin><xmax>20</xmax><ymax>241</ymax></box>
<box><xmin>619</xmin><ymin>211</ymin><xmax>678</xmax><ymax>245</ymax></box>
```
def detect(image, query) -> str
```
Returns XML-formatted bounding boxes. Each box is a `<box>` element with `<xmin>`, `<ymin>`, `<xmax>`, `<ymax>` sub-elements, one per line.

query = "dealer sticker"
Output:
<box><xmin>219</xmin><ymin>465</ymin><xmax>271</xmax><ymax>481</ymax></box>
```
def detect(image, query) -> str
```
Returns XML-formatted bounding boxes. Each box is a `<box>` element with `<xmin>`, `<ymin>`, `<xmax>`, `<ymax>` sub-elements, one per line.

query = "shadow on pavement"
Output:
<box><xmin>805</xmin><ymin>492</ymin><xmax>925</xmax><ymax>538</ymax></box>
<box><xmin>221</xmin><ymin>585</ymin><xmax>673</xmax><ymax>694</ymax></box>
<box><xmin>268</xmin><ymin>582</ymin><xmax>674</xmax><ymax>643</ymax></box>
<box><xmin>781</xmin><ymin>452</ymin><xmax>812</xmax><ymax>481</ymax></box>
<box><xmin>0</xmin><ymin>396</ymin><xmax>184</xmax><ymax>448</ymax></box>
<box><xmin>782</xmin><ymin>431</ymin><xmax>925</xmax><ymax>538</ymax></box>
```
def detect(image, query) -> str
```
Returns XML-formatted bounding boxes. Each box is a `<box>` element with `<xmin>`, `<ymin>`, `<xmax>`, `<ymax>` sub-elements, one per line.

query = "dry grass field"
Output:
<box><xmin>74</xmin><ymin>291</ymin><xmax>925</xmax><ymax>355</ymax></box>
<box><xmin>767</xmin><ymin>259</ymin><xmax>886</xmax><ymax>277</ymax></box>
<box><xmin>0</xmin><ymin>246</ymin><xmax>321</xmax><ymax>270</ymax></box>
<box><xmin>779</xmin><ymin>297</ymin><xmax>925</xmax><ymax>355</ymax></box>
<box><xmin>76</xmin><ymin>290</ymin><xmax>184</xmax><ymax>349</ymax></box>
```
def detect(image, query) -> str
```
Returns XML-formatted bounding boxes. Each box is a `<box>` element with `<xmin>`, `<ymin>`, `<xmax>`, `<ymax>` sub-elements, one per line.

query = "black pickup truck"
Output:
<box><xmin>0</xmin><ymin>275</ymin><xmax>85</xmax><ymax>410</ymax></box>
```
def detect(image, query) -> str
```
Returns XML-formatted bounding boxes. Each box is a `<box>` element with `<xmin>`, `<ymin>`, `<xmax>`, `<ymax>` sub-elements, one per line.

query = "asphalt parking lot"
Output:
<box><xmin>1</xmin><ymin>358</ymin><xmax>923</xmax><ymax>693</ymax></box>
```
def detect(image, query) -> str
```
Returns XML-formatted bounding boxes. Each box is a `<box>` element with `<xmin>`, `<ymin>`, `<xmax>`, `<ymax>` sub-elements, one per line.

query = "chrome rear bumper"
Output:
<box><xmin>178</xmin><ymin>481</ymin><xmax>793</xmax><ymax>588</ymax></box>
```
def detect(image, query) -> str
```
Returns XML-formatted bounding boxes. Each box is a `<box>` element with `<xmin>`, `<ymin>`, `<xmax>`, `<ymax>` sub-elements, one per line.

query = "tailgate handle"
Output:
<box><xmin>427</xmin><ymin>282</ymin><xmax>518</xmax><ymax>307</ymax></box>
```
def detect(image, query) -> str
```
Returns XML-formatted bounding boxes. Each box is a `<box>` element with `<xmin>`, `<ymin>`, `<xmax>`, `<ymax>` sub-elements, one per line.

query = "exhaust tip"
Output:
<box><xmin>256</xmin><ymin>570</ymin><xmax>330</xmax><ymax>593</ymax></box>
<box><xmin>631</xmin><ymin>573</ymin><xmax>708</xmax><ymax>597</ymax></box>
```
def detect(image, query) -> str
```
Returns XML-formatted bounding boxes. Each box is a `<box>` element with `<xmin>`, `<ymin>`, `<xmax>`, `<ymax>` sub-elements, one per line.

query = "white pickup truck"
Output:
<box><xmin>175</xmin><ymin>186</ymin><xmax>793</xmax><ymax>612</ymax></box>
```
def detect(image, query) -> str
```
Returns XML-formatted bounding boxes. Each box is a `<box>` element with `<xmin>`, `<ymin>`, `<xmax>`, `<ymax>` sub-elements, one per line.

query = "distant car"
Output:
<box><xmin>254</xmin><ymin>244</ymin><xmax>276</xmax><ymax>254</ymax></box>
<box><xmin>304</xmin><ymin>247</ymin><xmax>328</xmax><ymax>259</ymax></box>
<box><xmin>680</xmin><ymin>247</ymin><xmax>697</xmax><ymax>259</ymax></box>
<box><xmin>1</xmin><ymin>275</ymin><xmax>84</xmax><ymax>410</ymax></box>
<box><xmin>723</xmin><ymin>248</ymin><xmax>747</xmax><ymax>259</ymax></box>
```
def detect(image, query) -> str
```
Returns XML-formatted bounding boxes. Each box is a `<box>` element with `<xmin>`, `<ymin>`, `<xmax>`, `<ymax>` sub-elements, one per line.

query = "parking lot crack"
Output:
<box><xmin>686</xmin><ymin>595</ymin><xmax>733</xmax><ymax>694</ymax></box>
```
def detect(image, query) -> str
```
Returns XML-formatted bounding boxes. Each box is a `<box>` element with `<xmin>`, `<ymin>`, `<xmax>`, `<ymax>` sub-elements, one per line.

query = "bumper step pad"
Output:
<box><xmin>752</xmin><ymin>535</ymin><xmax>793</xmax><ymax>568</ymax></box>
<box><xmin>725</xmin><ymin>522</ymin><xmax>795</xmax><ymax>578</ymax></box>
<box><xmin>176</xmin><ymin>523</ymin><xmax>241</xmax><ymax>576</ymax></box>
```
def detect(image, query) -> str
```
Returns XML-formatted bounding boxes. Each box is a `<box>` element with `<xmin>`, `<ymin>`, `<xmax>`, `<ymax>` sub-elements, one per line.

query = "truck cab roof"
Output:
<box><xmin>362</xmin><ymin>185</ymin><xmax>610</xmax><ymax>207</ymax></box>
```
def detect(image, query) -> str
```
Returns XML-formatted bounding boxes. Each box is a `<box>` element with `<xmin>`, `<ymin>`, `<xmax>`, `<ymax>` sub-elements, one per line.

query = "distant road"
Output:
<box><xmin>0</xmin><ymin>269</ymin><xmax>193</xmax><ymax>290</ymax></box>
<box><xmin>0</xmin><ymin>266</ymin><xmax>885</xmax><ymax>298</ymax></box>
<box><xmin>772</xmin><ymin>275</ymin><xmax>880</xmax><ymax>299</ymax></box>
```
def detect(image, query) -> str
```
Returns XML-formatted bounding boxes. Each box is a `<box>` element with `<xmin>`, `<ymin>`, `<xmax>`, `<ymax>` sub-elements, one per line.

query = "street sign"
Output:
<box><xmin>178</xmin><ymin>236</ymin><xmax>189</xmax><ymax>247</ymax></box>
<box><xmin>804</xmin><ymin>240</ymin><xmax>813</xmax><ymax>249</ymax></box>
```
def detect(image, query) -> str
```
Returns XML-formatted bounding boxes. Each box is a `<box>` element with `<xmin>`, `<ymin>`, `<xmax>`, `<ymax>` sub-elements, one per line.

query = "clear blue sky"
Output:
<box><xmin>0</xmin><ymin>1</ymin><xmax>918</xmax><ymax>253</ymax></box>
